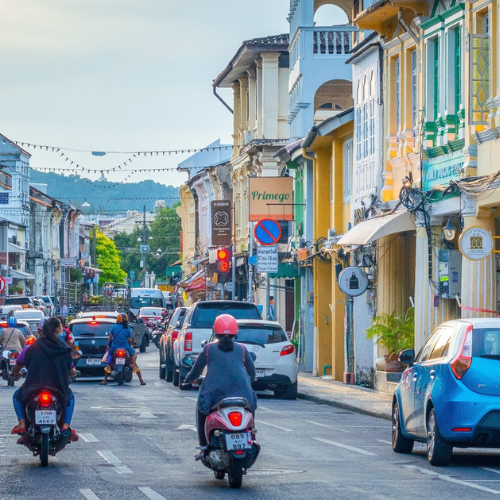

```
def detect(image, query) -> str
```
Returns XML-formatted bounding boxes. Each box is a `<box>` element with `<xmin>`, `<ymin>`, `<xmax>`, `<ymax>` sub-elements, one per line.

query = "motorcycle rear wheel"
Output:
<box><xmin>228</xmin><ymin>460</ymin><xmax>243</xmax><ymax>489</ymax></box>
<box><xmin>40</xmin><ymin>433</ymin><xmax>49</xmax><ymax>467</ymax></box>
<box><xmin>116</xmin><ymin>371</ymin><xmax>124</xmax><ymax>386</ymax></box>
<box><xmin>8</xmin><ymin>374</ymin><xmax>14</xmax><ymax>387</ymax></box>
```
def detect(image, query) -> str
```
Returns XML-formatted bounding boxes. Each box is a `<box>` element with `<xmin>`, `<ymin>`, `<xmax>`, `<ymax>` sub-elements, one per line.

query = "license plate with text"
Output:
<box><xmin>86</xmin><ymin>358</ymin><xmax>101</xmax><ymax>366</ymax></box>
<box><xmin>224</xmin><ymin>432</ymin><xmax>251</xmax><ymax>451</ymax></box>
<box><xmin>35</xmin><ymin>410</ymin><xmax>56</xmax><ymax>425</ymax></box>
<box><xmin>9</xmin><ymin>359</ymin><xmax>16</xmax><ymax>366</ymax></box>
<box><xmin>256</xmin><ymin>369</ymin><xmax>265</xmax><ymax>378</ymax></box>
<box><xmin>116</xmin><ymin>358</ymin><xmax>126</xmax><ymax>365</ymax></box>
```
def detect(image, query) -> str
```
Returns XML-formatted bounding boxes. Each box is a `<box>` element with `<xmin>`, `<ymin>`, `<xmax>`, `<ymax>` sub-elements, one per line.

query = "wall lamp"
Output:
<box><xmin>443</xmin><ymin>216</ymin><xmax>458</xmax><ymax>241</ymax></box>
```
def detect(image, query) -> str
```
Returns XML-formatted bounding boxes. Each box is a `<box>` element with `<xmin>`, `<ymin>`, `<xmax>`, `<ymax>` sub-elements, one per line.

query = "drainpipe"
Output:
<box><xmin>213</xmin><ymin>86</ymin><xmax>233</xmax><ymax>114</ymax></box>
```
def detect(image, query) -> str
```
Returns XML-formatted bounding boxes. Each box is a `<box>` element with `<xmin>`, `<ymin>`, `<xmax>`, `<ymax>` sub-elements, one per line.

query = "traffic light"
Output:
<box><xmin>216</xmin><ymin>247</ymin><xmax>231</xmax><ymax>283</ymax></box>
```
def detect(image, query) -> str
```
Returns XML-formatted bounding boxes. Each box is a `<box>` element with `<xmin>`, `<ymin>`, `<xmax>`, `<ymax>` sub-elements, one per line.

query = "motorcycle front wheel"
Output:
<box><xmin>228</xmin><ymin>459</ymin><xmax>243</xmax><ymax>489</ymax></box>
<box><xmin>40</xmin><ymin>433</ymin><xmax>49</xmax><ymax>467</ymax></box>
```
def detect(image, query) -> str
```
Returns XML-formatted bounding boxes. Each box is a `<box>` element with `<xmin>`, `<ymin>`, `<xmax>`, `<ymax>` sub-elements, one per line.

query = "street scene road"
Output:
<box><xmin>2</xmin><ymin>350</ymin><xmax>500</xmax><ymax>500</ymax></box>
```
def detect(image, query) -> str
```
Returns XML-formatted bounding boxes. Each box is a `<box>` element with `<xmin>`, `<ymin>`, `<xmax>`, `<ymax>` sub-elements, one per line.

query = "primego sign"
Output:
<box><xmin>249</xmin><ymin>177</ymin><xmax>293</xmax><ymax>221</ymax></box>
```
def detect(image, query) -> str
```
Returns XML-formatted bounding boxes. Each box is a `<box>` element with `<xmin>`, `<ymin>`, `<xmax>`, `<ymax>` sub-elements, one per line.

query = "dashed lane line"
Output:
<box><xmin>483</xmin><ymin>468</ymin><xmax>500</xmax><ymax>475</ymax></box>
<box><xmin>377</xmin><ymin>439</ymin><xmax>392</xmax><ymax>445</ymax></box>
<box><xmin>403</xmin><ymin>465</ymin><xmax>500</xmax><ymax>494</ymax></box>
<box><xmin>138</xmin><ymin>487</ymin><xmax>167</xmax><ymax>500</ymax></box>
<box><xmin>164</xmin><ymin>388</ymin><xmax>179</xmax><ymax>395</ymax></box>
<box><xmin>177</xmin><ymin>424</ymin><xmax>197</xmax><ymax>432</ymax></box>
<box><xmin>185</xmin><ymin>397</ymin><xmax>198</xmax><ymax>402</ymax></box>
<box><xmin>259</xmin><ymin>406</ymin><xmax>278</xmax><ymax>413</ymax></box>
<box><xmin>80</xmin><ymin>433</ymin><xmax>100</xmax><ymax>443</ymax></box>
<box><xmin>307</xmin><ymin>420</ymin><xmax>350</xmax><ymax>433</ymax></box>
<box><xmin>314</xmin><ymin>438</ymin><xmax>377</xmax><ymax>456</ymax></box>
<box><xmin>256</xmin><ymin>420</ymin><xmax>293</xmax><ymax>432</ymax></box>
<box><xmin>80</xmin><ymin>489</ymin><xmax>101</xmax><ymax>500</ymax></box>
<box><xmin>97</xmin><ymin>450</ymin><xmax>133</xmax><ymax>474</ymax></box>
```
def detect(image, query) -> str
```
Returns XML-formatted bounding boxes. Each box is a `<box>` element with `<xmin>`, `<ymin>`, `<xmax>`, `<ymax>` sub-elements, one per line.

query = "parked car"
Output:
<box><xmin>159</xmin><ymin>307</ymin><xmax>187</xmax><ymax>381</ymax></box>
<box><xmin>173</xmin><ymin>301</ymin><xmax>261</xmax><ymax>389</ymax></box>
<box><xmin>31</xmin><ymin>298</ymin><xmax>48</xmax><ymax>316</ymax></box>
<box><xmin>393</xmin><ymin>318</ymin><xmax>500</xmax><ymax>466</ymax></box>
<box><xmin>0</xmin><ymin>320</ymin><xmax>33</xmax><ymax>338</ymax></box>
<box><xmin>0</xmin><ymin>296</ymin><xmax>36</xmax><ymax>317</ymax></box>
<box><xmin>34</xmin><ymin>296</ymin><xmax>55</xmax><ymax>316</ymax></box>
<box><xmin>13</xmin><ymin>308</ymin><xmax>45</xmax><ymax>334</ymax></box>
<box><xmin>162</xmin><ymin>291</ymin><xmax>175</xmax><ymax>311</ymax></box>
<box><xmin>138</xmin><ymin>307</ymin><xmax>168</xmax><ymax>327</ymax></box>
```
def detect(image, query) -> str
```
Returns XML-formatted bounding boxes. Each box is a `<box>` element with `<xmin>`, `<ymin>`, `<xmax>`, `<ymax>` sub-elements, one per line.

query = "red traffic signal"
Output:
<box><xmin>217</xmin><ymin>248</ymin><xmax>229</xmax><ymax>261</ymax></box>
<box><xmin>216</xmin><ymin>247</ymin><xmax>231</xmax><ymax>274</ymax></box>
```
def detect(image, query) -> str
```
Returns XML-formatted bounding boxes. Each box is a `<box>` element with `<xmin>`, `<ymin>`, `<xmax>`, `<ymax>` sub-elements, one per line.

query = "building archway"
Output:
<box><xmin>314</xmin><ymin>79</ymin><xmax>353</xmax><ymax>120</ymax></box>
<box><xmin>314</xmin><ymin>0</ymin><xmax>351</xmax><ymax>24</ymax></box>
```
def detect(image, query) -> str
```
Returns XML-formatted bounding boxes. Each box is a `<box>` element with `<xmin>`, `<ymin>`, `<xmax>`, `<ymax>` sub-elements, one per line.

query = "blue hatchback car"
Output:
<box><xmin>393</xmin><ymin>318</ymin><xmax>500</xmax><ymax>465</ymax></box>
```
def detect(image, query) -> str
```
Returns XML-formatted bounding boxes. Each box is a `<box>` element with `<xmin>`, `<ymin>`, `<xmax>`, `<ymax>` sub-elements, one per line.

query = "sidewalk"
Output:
<box><xmin>297</xmin><ymin>373</ymin><xmax>392</xmax><ymax>420</ymax></box>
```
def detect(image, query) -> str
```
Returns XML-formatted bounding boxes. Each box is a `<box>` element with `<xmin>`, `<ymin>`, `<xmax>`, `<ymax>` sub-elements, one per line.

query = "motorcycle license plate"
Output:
<box><xmin>224</xmin><ymin>432</ymin><xmax>251</xmax><ymax>451</ymax></box>
<box><xmin>86</xmin><ymin>358</ymin><xmax>101</xmax><ymax>366</ymax></box>
<box><xmin>255</xmin><ymin>369</ymin><xmax>265</xmax><ymax>378</ymax></box>
<box><xmin>116</xmin><ymin>358</ymin><xmax>126</xmax><ymax>365</ymax></box>
<box><xmin>9</xmin><ymin>359</ymin><xmax>16</xmax><ymax>366</ymax></box>
<box><xmin>35</xmin><ymin>410</ymin><xmax>56</xmax><ymax>425</ymax></box>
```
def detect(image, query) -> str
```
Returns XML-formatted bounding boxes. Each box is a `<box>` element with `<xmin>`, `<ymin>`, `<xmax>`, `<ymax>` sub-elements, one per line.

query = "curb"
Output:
<box><xmin>297</xmin><ymin>391</ymin><xmax>392</xmax><ymax>421</ymax></box>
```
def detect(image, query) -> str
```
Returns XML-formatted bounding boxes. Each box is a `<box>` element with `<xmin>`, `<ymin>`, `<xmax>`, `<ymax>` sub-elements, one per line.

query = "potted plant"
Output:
<box><xmin>366</xmin><ymin>307</ymin><xmax>414</xmax><ymax>372</ymax></box>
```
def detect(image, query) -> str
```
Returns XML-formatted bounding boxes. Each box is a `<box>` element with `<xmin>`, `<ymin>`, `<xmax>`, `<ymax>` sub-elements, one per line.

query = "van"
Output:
<box><xmin>130</xmin><ymin>288</ymin><xmax>165</xmax><ymax>316</ymax></box>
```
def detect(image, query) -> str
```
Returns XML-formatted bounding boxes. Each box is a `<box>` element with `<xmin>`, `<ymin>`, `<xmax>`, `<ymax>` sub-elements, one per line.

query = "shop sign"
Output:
<box><xmin>60</xmin><ymin>258</ymin><xmax>78</xmax><ymax>267</ymax></box>
<box><xmin>423</xmin><ymin>152</ymin><xmax>464</xmax><ymax>191</ymax></box>
<box><xmin>257</xmin><ymin>245</ymin><xmax>279</xmax><ymax>273</ymax></box>
<box><xmin>459</xmin><ymin>226</ymin><xmax>494</xmax><ymax>261</ymax></box>
<box><xmin>338</xmin><ymin>267</ymin><xmax>369</xmax><ymax>297</ymax></box>
<box><xmin>249</xmin><ymin>177</ymin><xmax>293</xmax><ymax>221</ymax></box>
<box><xmin>211</xmin><ymin>200</ymin><xmax>232</xmax><ymax>246</ymax></box>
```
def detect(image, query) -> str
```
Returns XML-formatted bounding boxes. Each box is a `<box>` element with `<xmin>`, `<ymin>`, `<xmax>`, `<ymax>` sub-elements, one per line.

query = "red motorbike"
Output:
<box><xmin>200</xmin><ymin>397</ymin><xmax>260</xmax><ymax>489</ymax></box>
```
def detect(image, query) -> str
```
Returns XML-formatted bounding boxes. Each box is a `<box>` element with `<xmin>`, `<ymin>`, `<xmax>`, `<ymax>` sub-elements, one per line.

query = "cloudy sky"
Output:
<box><xmin>0</xmin><ymin>0</ymin><xmax>294</xmax><ymax>187</ymax></box>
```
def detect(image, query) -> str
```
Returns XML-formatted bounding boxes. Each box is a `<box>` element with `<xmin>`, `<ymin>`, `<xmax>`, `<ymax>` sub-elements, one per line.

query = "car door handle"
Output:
<box><xmin>430</xmin><ymin>370</ymin><xmax>436</xmax><ymax>379</ymax></box>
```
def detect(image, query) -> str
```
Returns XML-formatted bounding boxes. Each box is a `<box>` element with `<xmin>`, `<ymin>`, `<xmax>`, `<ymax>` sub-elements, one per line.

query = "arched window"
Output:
<box><xmin>314</xmin><ymin>4</ymin><xmax>349</xmax><ymax>25</ymax></box>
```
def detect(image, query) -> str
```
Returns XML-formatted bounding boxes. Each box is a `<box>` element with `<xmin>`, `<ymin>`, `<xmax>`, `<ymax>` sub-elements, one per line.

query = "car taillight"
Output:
<box><xmin>26</xmin><ymin>336</ymin><xmax>35</xmax><ymax>345</ymax></box>
<box><xmin>116</xmin><ymin>349</ymin><xmax>126</xmax><ymax>357</ymax></box>
<box><xmin>39</xmin><ymin>392</ymin><xmax>52</xmax><ymax>407</ymax></box>
<box><xmin>228</xmin><ymin>411</ymin><xmax>243</xmax><ymax>427</ymax></box>
<box><xmin>451</xmin><ymin>325</ymin><xmax>473</xmax><ymax>379</ymax></box>
<box><xmin>185</xmin><ymin>332</ymin><xmax>192</xmax><ymax>351</ymax></box>
<box><xmin>172</xmin><ymin>330</ymin><xmax>178</xmax><ymax>340</ymax></box>
<box><xmin>90</xmin><ymin>321</ymin><xmax>98</xmax><ymax>325</ymax></box>
<box><xmin>280</xmin><ymin>344</ymin><xmax>295</xmax><ymax>356</ymax></box>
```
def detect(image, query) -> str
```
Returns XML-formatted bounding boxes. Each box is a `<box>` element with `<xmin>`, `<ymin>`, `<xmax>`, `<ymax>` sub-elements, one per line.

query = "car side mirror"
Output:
<box><xmin>398</xmin><ymin>349</ymin><xmax>415</xmax><ymax>367</ymax></box>
<box><xmin>201</xmin><ymin>340</ymin><xmax>208</xmax><ymax>348</ymax></box>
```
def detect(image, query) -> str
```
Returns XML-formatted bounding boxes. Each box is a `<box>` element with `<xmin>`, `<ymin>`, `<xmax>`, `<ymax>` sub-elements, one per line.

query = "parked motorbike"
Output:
<box><xmin>199</xmin><ymin>397</ymin><xmax>260</xmax><ymax>489</ymax></box>
<box><xmin>1</xmin><ymin>349</ymin><xmax>19</xmax><ymax>386</ymax></box>
<box><xmin>20</xmin><ymin>389</ymin><xmax>72</xmax><ymax>466</ymax></box>
<box><xmin>150</xmin><ymin>320</ymin><xmax>166</xmax><ymax>349</ymax></box>
<box><xmin>110</xmin><ymin>348</ymin><xmax>133</xmax><ymax>385</ymax></box>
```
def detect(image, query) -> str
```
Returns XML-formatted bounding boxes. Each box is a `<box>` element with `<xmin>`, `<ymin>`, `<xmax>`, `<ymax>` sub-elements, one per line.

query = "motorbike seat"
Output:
<box><xmin>212</xmin><ymin>398</ymin><xmax>250</xmax><ymax>411</ymax></box>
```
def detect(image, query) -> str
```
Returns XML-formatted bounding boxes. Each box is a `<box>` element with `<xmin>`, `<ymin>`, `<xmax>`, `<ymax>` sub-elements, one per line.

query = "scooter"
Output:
<box><xmin>21</xmin><ymin>389</ymin><xmax>72</xmax><ymax>467</ymax></box>
<box><xmin>110</xmin><ymin>348</ymin><xmax>133</xmax><ymax>385</ymax></box>
<box><xmin>150</xmin><ymin>320</ymin><xmax>166</xmax><ymax>349</ymax></box>
<box><xmin>199</xmin><ymin>397</ymin><xmax>260</xmax><ymax>489</ymax></box>
<box><xmin>1</xmin><ymin>350</ymin><xmax>19</xmax><ymax>386</ymax></box>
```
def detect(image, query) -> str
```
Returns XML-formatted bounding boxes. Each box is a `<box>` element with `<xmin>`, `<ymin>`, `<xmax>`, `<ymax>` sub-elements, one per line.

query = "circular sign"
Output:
<box><xmin>338</xmin><ymin>267</ymin><xmax>369</xmax><ymax>297</ymax></box>
<box><xmin>254</xmin><ymin>219</ymin><xmax>282</xmax><ymax>246</ymax></box>
<box><xmin>459</xmin><ymin>226</ymin><xmax>494</xmax><ymax>261</ymax></box>
<box><xmin>0</xmin><ymin>276</ymin><xmax>5</xmax><ymax>293</ymax></box>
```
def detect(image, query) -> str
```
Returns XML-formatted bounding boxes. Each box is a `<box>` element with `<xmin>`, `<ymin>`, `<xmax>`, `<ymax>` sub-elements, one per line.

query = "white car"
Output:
<box><xmin>235</xmin><ymin>319</ymin><xmax>299</xmax><ymax>400</ymax></box>
<box><xmin>13</xmin><ymin>308</ymin><xmax>45</xmax><ymax>333</ymax></box>
<box><xmin>34</xmin><ymin>296</ymin><xmax>55</xmax><ymax>316</ymax></box>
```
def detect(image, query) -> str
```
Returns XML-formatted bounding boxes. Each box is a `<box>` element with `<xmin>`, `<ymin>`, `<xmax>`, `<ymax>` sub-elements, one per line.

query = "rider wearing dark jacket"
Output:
<box><xmin>185</xmin><ymin>314</ymin><xmax>257</xmax><ymax>447</ymax></box>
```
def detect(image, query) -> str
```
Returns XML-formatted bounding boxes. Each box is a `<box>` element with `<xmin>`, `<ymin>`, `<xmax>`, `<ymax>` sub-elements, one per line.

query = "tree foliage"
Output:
<box><xmin>91</xmin><ymin>230</ymin><xmax>127</xmax><ymax>285</ymax></box>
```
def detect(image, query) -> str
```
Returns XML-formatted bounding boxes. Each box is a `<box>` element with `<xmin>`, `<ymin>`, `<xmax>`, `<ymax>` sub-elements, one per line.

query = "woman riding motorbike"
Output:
<box><xmin>185</xmin><ymin>314</ymin><xmax>257</xmax><ymax>451</ymax></box>
<box><xmin>100</xmin><ymin>313</ymin><xmax>146</xmax><ymax>385</ymax></box>
<box><xmin>0</xmin><ymin>317</ymin><xmax>26</xmax><ymax>376</ymax></box>
<box><xmin>10</xmin><ymin>317</ymin><xmax>78</xmax><ymax>442</ymax></box>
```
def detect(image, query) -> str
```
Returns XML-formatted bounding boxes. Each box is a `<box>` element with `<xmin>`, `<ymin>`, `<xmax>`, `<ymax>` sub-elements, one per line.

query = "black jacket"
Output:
<box><xmin>17</xmin><ymin>337</ymin><xmax>73</xmax><ymax>407</ymax></box>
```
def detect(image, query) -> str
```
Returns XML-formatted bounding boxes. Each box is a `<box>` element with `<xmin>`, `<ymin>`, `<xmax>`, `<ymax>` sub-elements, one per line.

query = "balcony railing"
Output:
<box><xmin>313</xmin><ymin>29</ymin><xmax>352</xmax><ymax>55</ymax></box>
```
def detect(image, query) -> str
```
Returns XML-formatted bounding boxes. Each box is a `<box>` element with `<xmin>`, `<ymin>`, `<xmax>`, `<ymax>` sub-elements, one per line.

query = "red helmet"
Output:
<box><xmin>213</xmin><ymin>314</ymin><xmax>238</xmax><ymax>336</ymax></box>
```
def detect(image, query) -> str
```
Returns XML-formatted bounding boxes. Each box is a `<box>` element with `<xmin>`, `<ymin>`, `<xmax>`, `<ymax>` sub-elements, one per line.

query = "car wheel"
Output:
<box><xmin>392</xmin><ymin>401</ymin><xmax>414</xmax><ymax>453</ymax></box>
<box><xmin>179</xmin><ymin>376</ymin><xmax>192</xmax><ymax>391</ymax></box>
<box><xmin>274</xmin><ymin>381</ymin><xmax>297</xmax><ymax>400</ymax></box>
<box><xmin>173</xmin><ymin>367</ymin><xmax>179</xmax><ymax>387</ymax></box>
<box><xmin>166</xmin><ymin>359</ymin><xmax>174</xmax><ymax>382</ymax></box>
<box><xmin>139</xmin><ymin>335</ymin><xmax>147</xmax><ymax>353</ymax></box>
<box><xmin>159</xmin><ymin>365</ymin><xmax>166</xmax><ymax>379</ymax></box>
<box><xmin>427</xmin><ymin>408</ymin><xmax>453</xmax><ymax>466</ymax></box>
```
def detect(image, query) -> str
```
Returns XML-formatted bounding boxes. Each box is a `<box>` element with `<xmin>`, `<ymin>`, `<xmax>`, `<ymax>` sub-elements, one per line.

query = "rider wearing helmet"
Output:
<box><xmin>185</xmin><ymin>314</ymin><xmax>257</xmax><ymax>450</ymax></box>
<box><xmin>100</xmin><ymin>313</ymin><xmax>146</xmax><ymax>386</ymax></box>
<box><xmin>0</xmin><ymin>317</ymin><xmax>26</xmax><ymax>353</ymax></box>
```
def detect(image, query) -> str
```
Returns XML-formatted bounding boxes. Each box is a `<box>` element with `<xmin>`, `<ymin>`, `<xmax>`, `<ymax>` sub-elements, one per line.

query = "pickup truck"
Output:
<box><xmin>172</xmin><ymin>300</ymin><xmax>261</xmax><ymax>389</ymax></box>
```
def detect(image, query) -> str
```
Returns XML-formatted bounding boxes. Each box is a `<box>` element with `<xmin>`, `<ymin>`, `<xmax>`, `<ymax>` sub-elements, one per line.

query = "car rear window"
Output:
<box><xmin>38</xmin><ymin>297</ymin><xmax>51</xmax><ymax>304</ymax></box>
<box><xmin>472</xmin><ymin>328</ymin><xmax>500</xmax><ymax>358</ymax></box>
<box><xmin>70</xmin><ymin>322</ymin><xmax>113</xmax><ymax>337</ymax></box>
<box><xmin>14</xmin><ymin>311</ymin><xmax>43</xmax><ymax>320</ymax></box>
<box><xmin>4</xmin><ymin>298</ymin><xmax>31</xmax><ymax>305</ymax></box>
<box><xmin>237</xmin><ymin>325</ymin><xmax>288</xmax><ymax>345</ymax></box>
<box><xmin>141</xmin><ymin>308</ymin><xmax>163</xmax><ymax>315</ymax></box>
<box><xmin>191</xmin><ymin>304</ymin><xmax>260</xmax><ymax>328</ymax></box>
<box><xmin>131</xmin><ymin>297</ymin><xmax>163</xmax><ymax>308</ymax></box>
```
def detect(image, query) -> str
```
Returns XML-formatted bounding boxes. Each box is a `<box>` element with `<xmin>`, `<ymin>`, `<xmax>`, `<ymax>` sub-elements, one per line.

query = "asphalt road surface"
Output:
<box><xmin>2</xmin><ymin>350</ymin><xmax>500</xmax><ymax>499</ymax></box>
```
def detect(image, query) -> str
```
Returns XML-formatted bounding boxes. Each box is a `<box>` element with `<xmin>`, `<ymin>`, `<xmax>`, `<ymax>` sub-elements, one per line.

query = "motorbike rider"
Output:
<box><xmin>100</xmin><ymin>313</ymin><xmax>146</xmax><ymax>386</ymax></box>
<box><xmin>0</xmin><ymin>317</ymin><xmax>26</xmax><ymax>373</ymax></box>
<box><xmin>10</xmin><ymin>317</ymin><xmax>78</xmax><ymax>442</ymax></box>
<box><xmin>185</xmin><ymin>314</ymin><xmax>257</xmax><ymax>454</ymax></box>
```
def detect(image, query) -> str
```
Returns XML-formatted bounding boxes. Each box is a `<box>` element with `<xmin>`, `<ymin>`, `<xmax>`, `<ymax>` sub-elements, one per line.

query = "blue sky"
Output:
<box><xmin>0</xmin><ymin>0</ymin><xmax>291</xmax><ymax>186</ymax></box>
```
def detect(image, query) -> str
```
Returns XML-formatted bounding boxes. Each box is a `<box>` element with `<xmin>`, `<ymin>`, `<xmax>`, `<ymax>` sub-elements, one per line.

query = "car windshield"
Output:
<box><xmin>4</xmin><ymin>298</ymin><xmax>31</xmax><ymax>305</ymax></box>
<box><xmin>237</xmin><ymin>325</ymin><xmax>288</xmax><ymax>345</ymax></box>
<box><xmin>141</xmin><ymin>308</ymin><xmax>163</xmax><ymax>315</ymax></box>
<box><xmin>131</xmin><ymin>297</ymin><xmax>163</xmax><ymax>308</ymax></box>
<box><xmin>472</xmin><ymin>328</ymin><xmax>500</xmax><ymax>358</ymax></box>
<box><xmin>38</xmin><ymin>297</ymin><xmax>51</xmax><ymax>304</ymax></box>
<box><xmin>14</xmin><ymin>311</ymin><xmax>43</xmax><ymax>319</ymax></box>
<box><xmin>70</xmin><ymin>322</ymin><xmax>113</xmax><ymax>337</ymax></box>
<box><xmin>191</xmin><ymin>304</ymin><xmax>260</xmax><ymax>328</ymax></box>
<box><xmin>1</xmin><ymin>323</ymin><xmax>31</xmax><ymax>337</ymax></box>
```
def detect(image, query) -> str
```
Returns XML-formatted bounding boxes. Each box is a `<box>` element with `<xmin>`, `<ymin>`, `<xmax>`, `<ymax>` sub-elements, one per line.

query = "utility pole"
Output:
<box><xmin>142</xmin><ymin>205</ymin><xmax>147</xmax><ymax>287</ymax></box>
<box><xmin>92</xmin><ymin>224</ymin><xmax>97</xmax><ymax>295</ymax></box>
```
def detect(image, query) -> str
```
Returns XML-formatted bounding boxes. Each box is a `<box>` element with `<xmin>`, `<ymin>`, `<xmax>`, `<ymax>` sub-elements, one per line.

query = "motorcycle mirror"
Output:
<box><xmin>201</xmin><ymin>340</ymin><xmax>208</xmax><ymax>348</ymax></box>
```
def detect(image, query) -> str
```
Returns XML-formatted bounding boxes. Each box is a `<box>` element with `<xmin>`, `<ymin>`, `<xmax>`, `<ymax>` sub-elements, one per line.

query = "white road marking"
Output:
<box><xmin>403</xmin><ymin>465</ymin><xmax>500</xmax><ymax>494</ymax></box>
<box><xmin>138</xmin><ymin>412</ymin><xmax>158</xmax><ymax>419</ymax></box>
<box><xmin>97</xmin><ymin>450</ymin><xmax>133</xmax><ymax>474</ymax></box>
<box><xmin>314</xmin><ymin>438</ymin><xmax>377</xmax><ymax>456</ymax></box>
<box><xmin>80</xmin><ymin>433</ymin><xmax>90</xmax><ymax>443</ymax></box>
<box><xmin>80</xmin><ymin>433</ymin><xmax>99</xmax><ymax>443</ymax></box>
<box><xmin>256</xmin><ymin>420</ymin><xmax>293</xmax><ymax>432</ymax></box>
<box><xmin>177</xmin><ymin>424</ymin><xmax>197</xmax><ymax>432</ymax></box>
<box><xmin>483</xmin><ymin>468</ymin><xmax>500</xmax><ymax>475</ymax></box>
<box><xmin>377</xmin><ymin>439</ymin><xmax>392</xmax><ymax>445</ymax></box>
<box><xmin>307</xmin><ymin>420</ymin><xmax>350</xmax><ymax>433</ymax></box>
<box><xmin>259</xmin><ymin>406</ymin><xmax>278</xmax><ymax>413</ymax></box>
<box><xmin>154</xmin><ymin>382</ymin><xmax>162</xmax><ymax>388</ymax></box>
<box><xmin>186</xmin><ymin>397</ymin><xmax>198</xmax><ymax>402</ymax></box>
<box><xmin>80</xmin><ymin>489</ymin><xmax>101</xmax><ymax>500</ymax></box>
<box><xmin>138</xmin><ymin>487</ymin><xmax>167</xmax><ymax>500</ymax></box>
<box><xmin>164</xmin><ymin>389</ymin><xmax>179</xmax><ymax>395</ymax></box>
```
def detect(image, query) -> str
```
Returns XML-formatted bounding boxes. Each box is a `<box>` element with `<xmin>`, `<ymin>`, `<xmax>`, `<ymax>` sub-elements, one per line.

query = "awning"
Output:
<box><xmin>269</xmin><ymin>262</ymin><xmax>299</xmax><ymax>279</ymax></box>
<box><xmin>10</xmin><ymin>270</ymin><xmax>35</xmax><ymax>280</ymax></box>
<box><xmin>336</xmin><ymin>210</ymin><xmax>416</xmax><ymax>246</ymax></box>
<box><xmin>9</xmin><ymin>242</ymin><xmax>26</xmax><ymax>253</ymax></box>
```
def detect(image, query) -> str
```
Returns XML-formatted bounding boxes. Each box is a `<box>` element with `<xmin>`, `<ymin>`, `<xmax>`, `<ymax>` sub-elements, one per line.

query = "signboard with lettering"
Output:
<box><xmin>211</xmin><ymin>200</ymin><xmax>232</xmax><ymax>246</ymax></box>
<box><xmin>423</xmin><ymin>152</ymin><xmax>464</xmax><ymax>191</ymax></box>
<box><xmin>60</xmin><ymin>258</ymin><xmax>78</xmax><ymax>268</ymax></box>
<box><xmin>249</xmin><ymin>177</ymin><xmax>293</xmax><ymax>221</ymax></box>
<box><xmin>257</xmin><ymin>246</ymin><xmax>279</xmax><ymax>273</ymax></box>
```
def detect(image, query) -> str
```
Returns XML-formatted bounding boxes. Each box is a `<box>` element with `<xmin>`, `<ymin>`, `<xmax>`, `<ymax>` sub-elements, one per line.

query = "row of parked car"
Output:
<box><xmin>158</xmin><ymin>300</ymin><xmax>299</xmax><ymax>399</ymax></box>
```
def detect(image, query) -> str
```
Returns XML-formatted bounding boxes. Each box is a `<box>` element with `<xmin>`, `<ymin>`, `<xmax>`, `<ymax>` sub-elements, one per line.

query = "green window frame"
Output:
<box><xmin>454</xmin><ymin>27</ymin><xmax>461</xmax><ymax>116</ymax></box>
<box><xmin>433</xmin><ymin>37</ymin><xmax>439</xmax><ymax>120</ymax></box>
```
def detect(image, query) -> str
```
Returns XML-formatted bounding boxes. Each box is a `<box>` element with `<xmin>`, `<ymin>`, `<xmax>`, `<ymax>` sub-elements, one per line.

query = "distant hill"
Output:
<box><xmin>29</xmin><ymin>170</ymin><xmax>180</xmax><ymax>213</ymax></box>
